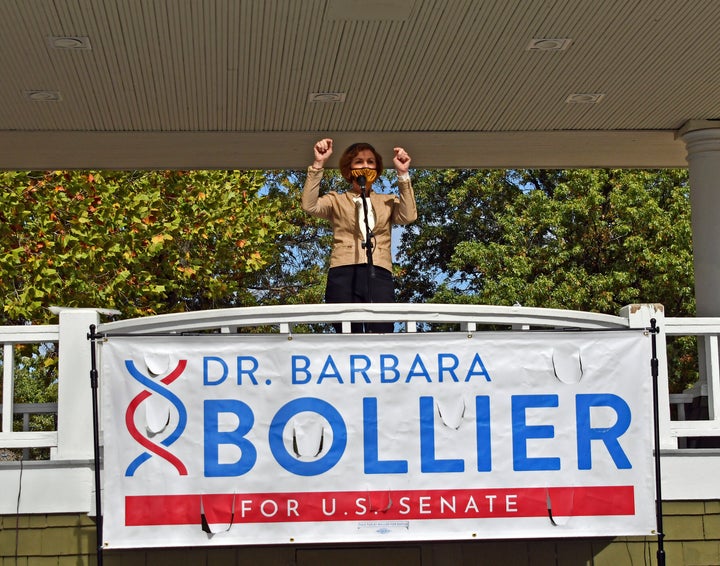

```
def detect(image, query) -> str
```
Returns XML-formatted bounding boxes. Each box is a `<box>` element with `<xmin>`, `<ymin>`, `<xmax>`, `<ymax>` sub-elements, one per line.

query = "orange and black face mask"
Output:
<box><xmin>350</xmin><ymin>168</ymin><xmax>377</xmax><ymax>185</ymax></box>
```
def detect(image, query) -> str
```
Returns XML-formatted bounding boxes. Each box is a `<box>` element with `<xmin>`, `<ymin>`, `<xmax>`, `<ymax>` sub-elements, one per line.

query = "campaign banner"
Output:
<box><xmin>100</xmin><ymin>330</ymin><xmax>656</xmax><ymax>548</ymax></box>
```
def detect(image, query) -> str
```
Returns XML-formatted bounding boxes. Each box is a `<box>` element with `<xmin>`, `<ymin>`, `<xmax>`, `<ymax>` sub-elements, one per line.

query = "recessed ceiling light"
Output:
<box><xmin>527</xmin><ymin>38</ymin><xmax>572</xmax><ymax>51</ymax></box>
<box><xmin>48</xmin><ymin>36</ymin><xmax>92</xmax><ymax>50</ymax></box>
<box><xmin>566</xmin><ymin>93</ymin><xmax>605</xmax><ymax>104</ymax></box>
<box><xmin>308</xmin><ymin>92</ymin><xmax>346</xmax><ymax>103</ymax></box>
<box><xmin>26</xmin><ymin>90</ymin><xmax>62</xmax><ymax>101</ymax></box>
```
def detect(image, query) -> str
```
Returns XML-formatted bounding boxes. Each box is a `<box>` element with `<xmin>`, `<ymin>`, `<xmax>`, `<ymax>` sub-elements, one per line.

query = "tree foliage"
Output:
<box><xmin>396</xmin><ymin>168</ymin><xmax>696</xmax><ymax>391</ymax></box>
<box><xmin>395</xmin><ymin>169</ymin><xmax>523</xmax><ymax>303</ymax></box>
<box><xmin>398</xmin><ymin>168</ymin><xmax>694</xmax><ymax>316</ymax></box>
<box><xmin>258</xmin><ymin>169</ymin><xmax>336</xmax><ymax>306</ymax></box>
<box><xmin>0</xmin><ymin>170</ymin><xmax>294</xmax><ymax>324</ymax></box>
<box><xmin>0</xmin><ymin>167</ymin><xmax>700</xmax><ymax>395</ymax></box>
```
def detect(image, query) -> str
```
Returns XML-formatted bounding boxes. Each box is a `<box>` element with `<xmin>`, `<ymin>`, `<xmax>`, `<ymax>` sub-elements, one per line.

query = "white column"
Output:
<box><xmin>679</xmin><ymin>120</ymin><xmax>720</xmax><ymax>316</ymax></box>
<box><xmin>678</xmin><ymin>122</ymin><xmax>720</xmax><ymax>415</ymax></box>
<box><xmin>55</xmin><ymin>308</ymin><xmax>100</xmax><ymax>460</ymax></box>
<box><xmin>619</xmin><ymin>304</ymin><xmax>674</xmax><ymax>449</ymax></box>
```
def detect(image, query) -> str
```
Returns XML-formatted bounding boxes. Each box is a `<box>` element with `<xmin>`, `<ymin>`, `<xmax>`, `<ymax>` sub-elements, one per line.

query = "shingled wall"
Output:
<box><xmin>1</xmin><ymin>501</ymin><xmax>718</xmax><ymax>565</ymax></box>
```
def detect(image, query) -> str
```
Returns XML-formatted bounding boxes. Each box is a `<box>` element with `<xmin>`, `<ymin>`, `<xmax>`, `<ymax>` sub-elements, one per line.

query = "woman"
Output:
<box><xmin>302</xmin><ymin>138</ymin><xmax>417</xmax><ymax>333</ymax></box>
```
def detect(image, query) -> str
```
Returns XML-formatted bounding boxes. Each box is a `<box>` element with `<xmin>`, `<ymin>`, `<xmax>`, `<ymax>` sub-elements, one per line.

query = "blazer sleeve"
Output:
<box><xmin>392</xmin><ymin>177</ymin><xmax>418</xmax><ymax>225</ymax></box>
<box><xmin>301</xmin><ymin>166</ymin><xmax>334</xmax><ymax>220</ymax></box>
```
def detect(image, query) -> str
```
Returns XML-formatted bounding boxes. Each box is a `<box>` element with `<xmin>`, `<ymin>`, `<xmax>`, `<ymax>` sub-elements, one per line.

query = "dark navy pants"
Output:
<box><xmin>324</xmin><ymin>264</ymin><xmax>394</xmax><ymax>333</ymax></box>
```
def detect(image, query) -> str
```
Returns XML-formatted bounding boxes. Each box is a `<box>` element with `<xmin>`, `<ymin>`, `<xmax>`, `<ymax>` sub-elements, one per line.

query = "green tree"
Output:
<box><xmin>0</xmin><ymin>169</ymin><xmax>292</xmax><ymax>324</ymax></box>
<box><xmin>1</xmin><ymin>168</ymin><xmax>313</xmax><ymax>458</ymax></box>
<box><xmin>258</xmin><ymin>169</ymin><xmax>336</xmax><ymax>306</ymax></box>
<box><xmin>395</xmin><ymin>169</ymin><xmax>523</xmax><ymax>303</ymax></box>
<box><xmin>398</xmin><ymin>169</ymin><xmax>694</xmax><ymax>315</ymax></box>
<box><xmin>397</xmin><ymin>168</ymin><xmax>696</xmax><ymax>390</ymax></box>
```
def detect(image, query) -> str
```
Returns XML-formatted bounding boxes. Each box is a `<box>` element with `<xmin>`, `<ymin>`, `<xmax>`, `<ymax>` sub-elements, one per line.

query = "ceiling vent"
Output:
<box><xmin>308</xmin><ymin>92</ymin><xmax>346</xmax><ymax>103</ymax></box>
<box><xmin>47</xmin><ymin>36</ymin><xmax>92</xmax><ymax>50</ymax></box>
<box><xmin>566</xmin><ymin>93</ymin><xmax>605</xmax><ymax>104</ymax></box>
<box><xmin>25</xmin><ymin>90</ymin><xmax>62</xmax><ymax>101</ymax></box>
<box><xmin>527</xmin><ymin>38</ymin><xmax>572</xmax><ymax>51</ymax></box>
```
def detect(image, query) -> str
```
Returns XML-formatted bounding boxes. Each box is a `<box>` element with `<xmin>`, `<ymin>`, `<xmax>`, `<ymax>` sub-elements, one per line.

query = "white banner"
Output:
<box><xmin>101</xmin><ymin>331</ymin><xmax>655</xmax><ymax>548</ymax></box>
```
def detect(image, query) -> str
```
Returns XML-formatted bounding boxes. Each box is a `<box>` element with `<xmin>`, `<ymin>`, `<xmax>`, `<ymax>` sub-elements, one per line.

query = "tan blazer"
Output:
<box><xmin>301</xmin><ymin>167</ymin><xmax>417</xmax><ymax>272</ymax></box>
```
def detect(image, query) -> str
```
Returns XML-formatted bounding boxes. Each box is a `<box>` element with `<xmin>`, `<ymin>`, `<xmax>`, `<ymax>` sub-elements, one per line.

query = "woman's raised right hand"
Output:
<box><xmin>312</xmin><ymin>138</ymin><xmax>333</xmax><ymax>168</ymax></box>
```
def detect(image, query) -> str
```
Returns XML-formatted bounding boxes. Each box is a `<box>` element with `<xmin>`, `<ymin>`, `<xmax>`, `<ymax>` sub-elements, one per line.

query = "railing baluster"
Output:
<box><xmin>2</xmin><ymin>343</ymin><xmax>14</xmax><ymax>434</ymax></box>
<box><xmin>707</xmin><ymin>335</ymin><xmax>719</xmax><ymax>421</ymax></box>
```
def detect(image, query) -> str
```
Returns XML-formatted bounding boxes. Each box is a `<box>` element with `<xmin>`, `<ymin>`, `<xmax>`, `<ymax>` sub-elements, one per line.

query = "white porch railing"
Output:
<box><xmin>663</xmin><ymin>316</ymin><xmax>720</xmax><ymax>442</ymax></box>
<box><xmin>1</xmin><ymin>303</ymin><xmax>719</xmax><ymax>513</ymax></box>
<box><xmin>1</xmin><ymin>324</ymin><xmax>59</xmax><ymax>452</ymax></box>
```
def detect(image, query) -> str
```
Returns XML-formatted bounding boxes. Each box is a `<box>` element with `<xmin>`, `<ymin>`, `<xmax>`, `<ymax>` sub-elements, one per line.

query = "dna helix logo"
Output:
<box><xmin>124</xmin><ymin>359</ymin><xmax>189</xmax><ymax>476</ymax></box>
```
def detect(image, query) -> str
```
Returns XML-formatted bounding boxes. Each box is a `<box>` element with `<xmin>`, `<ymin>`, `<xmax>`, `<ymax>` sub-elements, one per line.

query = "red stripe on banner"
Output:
<box><xmin>125</xmin><ymin>486</ymin><xmax>635</xmax><ymax>526</ymax></box>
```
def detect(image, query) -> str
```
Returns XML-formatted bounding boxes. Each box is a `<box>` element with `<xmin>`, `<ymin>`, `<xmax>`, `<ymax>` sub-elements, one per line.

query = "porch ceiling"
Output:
<box><xmin>1</xmin><ymin>0</ymin><xmax>718</xmax><ymax>170</ymax></box>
